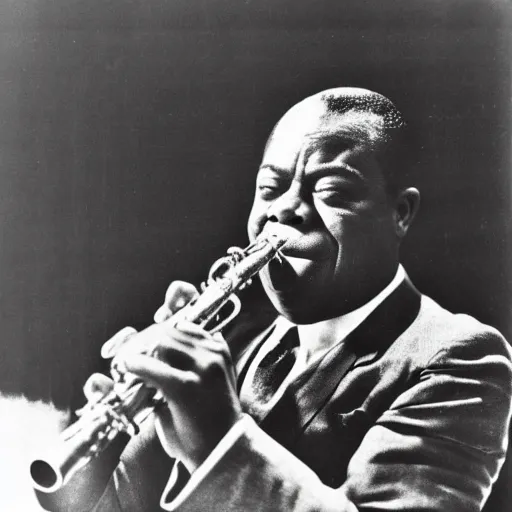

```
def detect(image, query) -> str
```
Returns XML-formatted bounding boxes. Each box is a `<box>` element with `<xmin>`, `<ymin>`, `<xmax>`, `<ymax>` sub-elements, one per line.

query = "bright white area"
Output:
<box><xmin>0</xmin><ymin>393</ymin><xmax>68</xmax><ymax>512</ymax></box>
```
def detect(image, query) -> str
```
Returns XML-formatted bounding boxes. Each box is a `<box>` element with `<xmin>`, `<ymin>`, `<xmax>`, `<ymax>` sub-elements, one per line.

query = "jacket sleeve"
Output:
<box><xmin>343</xmin><ymin>331</ymin><xmax>512</xmax><ymax>512</ymax></box>
<box><xmin>160</xmin><ymin>331</ymin><xmax>512</xmax><ymax>512</ymax></box>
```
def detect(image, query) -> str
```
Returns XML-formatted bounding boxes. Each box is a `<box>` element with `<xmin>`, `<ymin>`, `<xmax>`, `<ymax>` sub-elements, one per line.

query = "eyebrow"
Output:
<box><xmin>307</xmin><ymin>163</ymin><xmax>366</xmax><ymax>183</ymax></box>
<box><xmin>258</xmin><ymin>163</ymin><xmax>366</xmax><ymax>183</ymax></box>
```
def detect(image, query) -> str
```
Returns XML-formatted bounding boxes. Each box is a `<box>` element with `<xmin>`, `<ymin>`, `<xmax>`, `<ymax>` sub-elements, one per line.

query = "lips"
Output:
<box><xmin>268</xmin><ymin>230</ymin><xmax>327</xmax><ymax>261</ymax></box>
<box><xmin>260</xmin><ymin>222</ymin><xmax>302</xmax><ymax>252</ymax></box>
<box><xmin>262</xmin><ymin>246</ymin><xmax>328</xmax><ymax>293</ymax></box>
<box><xmin>278</xmin><ymin>244</ymin><xmax>312</xmax><ymax>259</ymax></box>
<box><xmin>254</xmin><ymin>223</ymin><xmax>333</xmax><ymax>293</ymax></box>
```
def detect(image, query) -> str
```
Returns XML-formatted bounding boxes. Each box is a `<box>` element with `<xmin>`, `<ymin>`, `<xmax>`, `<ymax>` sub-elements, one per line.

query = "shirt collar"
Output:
<box><xmin>277</xmin><ymin>264</ymin><xmax>406</xmax><ymax>360</ymax></box>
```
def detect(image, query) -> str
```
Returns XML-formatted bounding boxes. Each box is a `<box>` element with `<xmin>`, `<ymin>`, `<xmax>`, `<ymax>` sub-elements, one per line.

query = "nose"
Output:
<box><xmin>266</xmin><ymin>182</ymin><xmax>307</xmax><ymax>226</ymax></box>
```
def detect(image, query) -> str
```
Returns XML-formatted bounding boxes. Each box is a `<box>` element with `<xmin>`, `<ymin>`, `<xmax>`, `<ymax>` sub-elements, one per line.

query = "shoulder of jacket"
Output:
<box><xmin>410</xmin><ymin>294</ymin><xmax>512</xmax><ymax>364</ymax></box>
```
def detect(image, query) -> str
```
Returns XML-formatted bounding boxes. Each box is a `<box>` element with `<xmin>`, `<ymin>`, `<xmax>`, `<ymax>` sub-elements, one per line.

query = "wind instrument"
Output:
<box><xmin>30</xmin><ymin>222</ymin><xmax>293</xmax><ymax>493</ymax></box>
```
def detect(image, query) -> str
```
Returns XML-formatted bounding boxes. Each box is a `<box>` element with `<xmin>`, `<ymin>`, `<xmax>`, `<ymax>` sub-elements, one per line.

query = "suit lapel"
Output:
<box><xmin>259</xmin><ymin>278</ymin><xmax>422</xmax><ymax>449</ymax></box>
<box><xmin>235</xmin><ymin>322</ymin><xmax>277</xmax><ymax>392</ymax></box>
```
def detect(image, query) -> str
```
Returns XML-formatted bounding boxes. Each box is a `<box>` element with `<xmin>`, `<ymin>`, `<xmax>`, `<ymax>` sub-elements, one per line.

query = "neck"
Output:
<box><xmin>345</xmin><ymin>262</ymin><xmax>400</xmax><ymax>314</ymax></box>
<box><xmin>317</xmin><ymin>262</ymin><xmax>401</xmax><ymax>322</ymax></box>
<box><xmin>297</xmin><ymin>264</ymin><xmax>405</xmax><ymax>358</ymax></box>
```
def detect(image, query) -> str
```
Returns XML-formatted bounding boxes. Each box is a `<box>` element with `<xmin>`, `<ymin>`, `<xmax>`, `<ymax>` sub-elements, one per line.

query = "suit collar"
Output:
<box><xmin>257</xmin><ymin>277</ymin><xmax>422</xmax><ymax>449</ymax></box>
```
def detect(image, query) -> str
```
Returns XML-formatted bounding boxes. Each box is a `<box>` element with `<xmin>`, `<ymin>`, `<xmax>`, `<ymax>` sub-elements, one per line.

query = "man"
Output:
<box><xmin>36</xmin><ymin>87</ymin><xmax>512</xmax><ymax>512</ymax></box>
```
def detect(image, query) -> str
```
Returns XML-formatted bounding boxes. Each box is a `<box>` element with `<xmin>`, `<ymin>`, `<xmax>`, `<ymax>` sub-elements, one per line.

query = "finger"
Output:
<box><xmin>110</xmin><ymin>332</ymin><xmax>155</xmax><ymax>366</ymax></box>
<box><xmin>154</xmin><ymin>305</ymin><xmax>173</xmax><ymax>324</ymax></box>
<box><xmin>172</xmin><ymin>321</ymin><xmax>210</xmax><ymax>339</ymax></box>
<box><xmin>111</xmin><ymin>321</ymin><xmax>172</xmax><ymax>362</ymax></box>
<box><xmin>154</xmin><ymin>281</ymin><xmax>199</xmax><ymax>323</ymax></box>
<box><xmin>123</xmin><ymin>354</ymin><xmax>197</xmax><ymax>395</ymax></box>
<box><xmin>162</xmin><ymin>324</ymin><xmax>224</xmax><ymax>355</ymax></box>
<box><xmin>158</xmin><ymin>320</ymin><xmax>212</xmax><ymax>346</ymax></box>
<box><xmin>101</xmin><ymin>326</ymin><xmax>138</xmax><ymax>359</ymax></box>
<box><xmin>165</xmin><ymin>281</ymin><xmax>199</xmax><ymax>307</ymax></box>
<box><xmin>212</xmin><ymin>332</ymin><xmax>224</xmax><ymax>342</ymax></box>
<box><xmin>152</xmin><ymin>338</ymin><xmax>199</xmax><ymax>370</ymax></box>
<box><xmin>170</xmin><ymin>321</ymin><xmax>227</xmax><ymax>350</ymax></box>
<box><xmin>173</xmin><ymin>325</ymin><xmax>229</xmax><ymax>354</ymax></box>
<box><xmin>212</xmin><ymin>331</ymin><xmax>228</xmax><ymax>347</ymax></box>
<box><xmin>113</xmin><ymin>331</ymin><xmax>196</xmax><ymax>374</ymax></box>
<box><xmin>109</xmin><ymin>322</ymin><xmax>186</xmax><ymax>371</ymax></box>
<box><xmin>211</xmin><ymin>331</ymin><xmax>232</xmax><ymax>360</ymax></box>
<box><xmin>83</xmin><ymin>373</ymin><xmax>114</xmax><ymax>402</ymax></box>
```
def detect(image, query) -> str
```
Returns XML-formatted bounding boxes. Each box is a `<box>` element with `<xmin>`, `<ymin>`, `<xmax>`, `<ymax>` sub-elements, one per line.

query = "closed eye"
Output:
<box><xmin>312</xmin><ymin>175</ymin><xmax>361</xmax><ymax>207</ymax></box>
<box><xmin>313</xmin><ymin>186</ymin><xmax>357</xmax><ymax>207</ymax></box>
<box><xmin>256</xmin><ymin>178</ymin><xmax>287</xmax><ymax>199</ymax></box>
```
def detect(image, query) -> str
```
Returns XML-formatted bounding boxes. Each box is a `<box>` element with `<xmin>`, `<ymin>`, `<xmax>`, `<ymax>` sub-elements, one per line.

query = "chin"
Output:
<box><xmin>260</xmin><ymin>256</ymin><xmax>342</xmax><ymax>323</ymax></box>
<box><xmin>267</xmin><ymin>294</ymin><xmax>334</xmax><ymax>325</ymax></box>
<box><xmin>261</xmin><ymin>278</ymin><xmax>332</xmax><ymax>325</ymax></box>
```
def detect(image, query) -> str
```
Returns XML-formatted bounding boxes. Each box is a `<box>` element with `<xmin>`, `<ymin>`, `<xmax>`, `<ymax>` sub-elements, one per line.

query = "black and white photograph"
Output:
<box><xmin>0</xmin><ymin>1</ymin><xmax>511</xmax><ymax>511</ymax></box>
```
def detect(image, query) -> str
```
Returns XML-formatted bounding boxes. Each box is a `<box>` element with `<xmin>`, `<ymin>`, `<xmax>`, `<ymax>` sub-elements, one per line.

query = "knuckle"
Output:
<box><xmin>212</xmin><ymin>345</ymin><xmax>231</xmax><ymax>366</ymax></box>
<box><xmin>181</xmin><ymin>371</ymin><xmax>201</xmax><ymax>389</ymax></box>
<box><xmin>210</xmin><ymin>332</ymin><xmax>228</xmax><ymax>350</ymax></box>
<box><xmin>212</xmin><ymin>338</ymin><xmax>231</xmax><ymax>361</ymax></box>
<box><xmin>203</xmin><ymin>353</ymin><xmax>225</xmax><ymax>377</ymax></box>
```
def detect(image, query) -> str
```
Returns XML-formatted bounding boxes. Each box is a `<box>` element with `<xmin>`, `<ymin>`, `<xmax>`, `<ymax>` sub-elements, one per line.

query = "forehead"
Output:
<box><xmin>262</xmin><ymin>101</ymin><xmax>386</xmax><ymax>173</ymax></box>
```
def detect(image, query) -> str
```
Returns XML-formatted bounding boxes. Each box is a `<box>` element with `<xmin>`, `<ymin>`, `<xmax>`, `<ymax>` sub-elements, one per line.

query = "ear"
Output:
<box><xmin>394</xmin><ymin>187</ymin><xmax>420</xmax><ymax>238</ymax></box>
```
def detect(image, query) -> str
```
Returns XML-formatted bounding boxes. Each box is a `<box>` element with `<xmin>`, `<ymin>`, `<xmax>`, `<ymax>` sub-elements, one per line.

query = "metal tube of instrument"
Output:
<box><xmin>30</xmin><ymin>224</ymin><xmax>292</xmax><ymax>492</ymax></box>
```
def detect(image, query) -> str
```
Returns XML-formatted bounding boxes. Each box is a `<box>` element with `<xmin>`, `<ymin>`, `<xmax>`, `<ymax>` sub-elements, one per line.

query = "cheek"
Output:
<box><xmin>327</xmin><ymin>212</ymin><xmax>396</xmax><ymax>273</ymax></box>
<box><xmin>315</xmin><ymin>206</ymin><xmax>350</xmax><ymax>249</ymax></box>
<box><xmin>247</xmin><ymin>200</ymin><xmax>267</xmax><ymax>241</ymax></box>
<box><xmin>318</xmin><ymin>209</ymin><xmax>381</xmax><ymax>259</ymax></box>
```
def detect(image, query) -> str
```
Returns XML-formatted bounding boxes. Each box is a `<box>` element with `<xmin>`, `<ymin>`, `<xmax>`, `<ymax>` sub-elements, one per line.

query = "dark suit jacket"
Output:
<box><xmin>38</xmin><ymin>278</ymin><xmax>512</xmax><ymax>512</ymax></box>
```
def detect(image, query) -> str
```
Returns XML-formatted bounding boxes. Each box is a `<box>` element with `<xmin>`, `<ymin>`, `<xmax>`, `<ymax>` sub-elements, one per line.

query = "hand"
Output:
<box><xmin>120</xmin><ymin>321</ymin><xmax>242</xmax><ymax>472</ymax></box>
<box><xmin>116</xmin><ymin>281</ymin><xmax>243</xmax><ymax>472</ymax></box>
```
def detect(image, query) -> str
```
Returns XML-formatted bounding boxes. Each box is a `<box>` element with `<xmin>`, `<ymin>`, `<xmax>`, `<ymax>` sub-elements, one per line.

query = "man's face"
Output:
<box><xmin>247</xmin><ymin>104</ymin><xmax>401</xmax><ymax>324</ymax></box>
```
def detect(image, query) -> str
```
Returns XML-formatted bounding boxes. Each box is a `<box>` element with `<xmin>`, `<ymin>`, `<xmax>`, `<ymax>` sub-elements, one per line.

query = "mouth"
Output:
<box><xmin>255</xmin><ymin>222</ymin><xmax>334</xmax><ymax>294</ymax></box>
<box><xmin>259</xmin><ymin>222</ymin><xmax>324</xmax><ymax>260</ymax></box>
<box><xmin>263</xmin><ymin>255</ymin><xmax>302</xmax><ymax>292</ymax></box>
<box><xmin>260</xmin><ymin>223</ymin><xmax>302</xmax><ymax>252</ymax></box>
<box><xmin>262</xmin><ymin>249</ymin><xmax>324</xmax><ymax>294</ymax></box>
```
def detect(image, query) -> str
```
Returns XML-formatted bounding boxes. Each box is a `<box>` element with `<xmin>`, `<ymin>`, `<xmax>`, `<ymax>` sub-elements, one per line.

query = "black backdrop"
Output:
<box><xmin>0</xmin><ymin>0</ymin><xmax>510</xmax><ymax>509</ymax></box>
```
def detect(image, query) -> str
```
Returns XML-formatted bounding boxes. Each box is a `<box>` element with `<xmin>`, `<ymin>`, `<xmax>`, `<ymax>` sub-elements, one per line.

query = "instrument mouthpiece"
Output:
<box><xmin>260</xmin><ymin>222</ymin><xmax>300</xmax><ymax>249</ymax></box>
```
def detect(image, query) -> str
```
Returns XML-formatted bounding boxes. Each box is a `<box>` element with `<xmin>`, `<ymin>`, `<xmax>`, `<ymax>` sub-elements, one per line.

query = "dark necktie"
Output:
<box><xmin>250</xmin><ymin>326</ymin><xmax>300</xmax><ymax>408</ymax></box>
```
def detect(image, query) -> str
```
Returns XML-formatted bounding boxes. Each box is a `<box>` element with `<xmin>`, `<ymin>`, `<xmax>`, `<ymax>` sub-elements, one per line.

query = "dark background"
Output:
<box><xmin>0</xmin><ymin>0</ymin><xmax>510</xmax><ymax>509</ymax></box>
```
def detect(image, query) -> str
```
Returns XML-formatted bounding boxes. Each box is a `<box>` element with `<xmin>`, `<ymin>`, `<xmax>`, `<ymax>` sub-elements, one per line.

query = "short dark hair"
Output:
<box><xmin>320</xmin><ymin>89</ymin><xmax>414</xmax><ymax>194</ymax></box>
